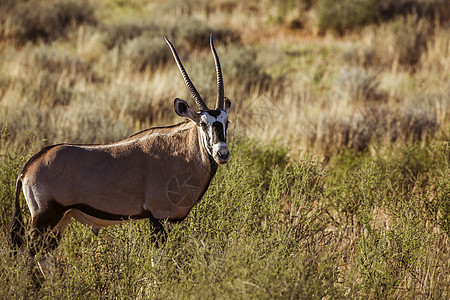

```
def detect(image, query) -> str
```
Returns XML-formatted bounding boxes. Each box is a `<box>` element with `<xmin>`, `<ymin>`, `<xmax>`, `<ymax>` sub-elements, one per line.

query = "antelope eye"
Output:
<box><xmin>200</xmin><ymin>121</ymin><xmax>207</xmax><ymax>127</ymax></box>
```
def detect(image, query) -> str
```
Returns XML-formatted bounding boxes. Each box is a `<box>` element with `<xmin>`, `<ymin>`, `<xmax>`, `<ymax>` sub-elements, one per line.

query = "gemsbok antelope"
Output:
<box><xmin>9</xmin><ymin>34</ymin><xmax>231</xmax><ymax>253</ymax></box>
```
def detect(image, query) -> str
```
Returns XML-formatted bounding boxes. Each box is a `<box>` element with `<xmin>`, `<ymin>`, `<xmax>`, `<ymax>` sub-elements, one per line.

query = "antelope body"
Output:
<box><xmin>10</xmin><ymin>35</ymin><xmax>231</xmax><ymax>251</ymax></box>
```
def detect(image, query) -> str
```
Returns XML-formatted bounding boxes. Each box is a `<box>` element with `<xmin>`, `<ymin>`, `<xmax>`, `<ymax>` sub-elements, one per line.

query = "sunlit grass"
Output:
<box><xmin>1</xmin><ymin>137</ymin><xmax>448</xmax><ymax>298</ymax></box>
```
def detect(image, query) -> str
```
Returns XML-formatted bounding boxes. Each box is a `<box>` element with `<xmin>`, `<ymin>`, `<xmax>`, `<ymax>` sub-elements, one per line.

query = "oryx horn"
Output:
<box><xmin>210</xmin><ymin>33</ymin><xmax>224</xmax><ymax>110</ymax></box>
<box><xmin>164</xmin><ymin>37</ymin><xmax>209</xmax><ymax>111</ymax></box>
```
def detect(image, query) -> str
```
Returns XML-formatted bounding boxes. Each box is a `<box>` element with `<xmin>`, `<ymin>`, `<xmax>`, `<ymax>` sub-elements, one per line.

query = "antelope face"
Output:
<box><xmin>199</xmin><ymin>106</ymin><xmax>231</xmax><ymax>164</ymax></box>
<box><xmin>167</xmin><ymin>34</ymin><xmax>232</xmax><ymax>164</ymax></box>
<box><xmin>174</xmin><ymin>98</ymin><xmax>231</xmax><ymax>164</ymax></box>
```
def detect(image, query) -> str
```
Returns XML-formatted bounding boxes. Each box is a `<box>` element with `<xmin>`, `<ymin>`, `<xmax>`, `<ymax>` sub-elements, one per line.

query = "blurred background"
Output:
<box><xmin>0</xmin><ymin>0</ymin><xmax>448</xmax><ymax>158</ymax></box>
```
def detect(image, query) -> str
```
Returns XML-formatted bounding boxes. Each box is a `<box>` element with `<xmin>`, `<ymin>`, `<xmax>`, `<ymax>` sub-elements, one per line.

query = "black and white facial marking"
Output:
<box><xmin>174</xmin><ymin>98</ymin><xmax>231</xmax><ymax>164</ymax></box>
<box><xmin>198</xmin><ymin>109</ymin><xmax>230</xmax><ymax>164</ymax></box>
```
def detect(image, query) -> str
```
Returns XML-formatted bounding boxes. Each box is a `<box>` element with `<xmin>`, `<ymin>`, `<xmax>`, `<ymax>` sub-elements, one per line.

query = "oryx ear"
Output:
<box><xmin>174</xmin><ymin>98</ymin><xmax>199</xmax><ymax>123</ymax></box>
<box><xmin>224</xmin><ymin>97</ymin><xmax>231</xmax><ymax>113</ymax></box>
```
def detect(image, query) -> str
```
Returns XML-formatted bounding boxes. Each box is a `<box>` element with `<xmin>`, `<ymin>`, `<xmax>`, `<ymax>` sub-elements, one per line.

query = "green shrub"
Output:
<box><xmin>25</xmin><ymin>45</ymin><xmax>92</xmax><ymax>75</ymax></box>
<box><xmin>317</xmin><ymin>0</ymin><xmax>380</xmax><ymax>34</ymax></box>
<box><xmin>0</xmin><ymin>139</ymin><xmax>448</xmax><ymax>297</ymax></box>
<box><xmin>361</xmin><ymin>14</ymin><xmax>433</xmax><ymax>67</ymax></box>
<box><xmin>101</xmin><ymin>20</ymin><xmax>160</xmax><ymax>49</ymax></box>
<box><xmin>357</xmin><ymin>215</ymin><xmax>428</xmax><ymax>297</ymax></box>
<box><xmin>333</xmin><ymin>66</ymin><xmax>383</xmax><ymax>103</ymax></box>
<box><xmin>0</xmin><ymin>127</ymin><xmax>27</xmax><ymax>228</ymax></box>
<box><xmin>268</xmin><ymin>0</ymin><xmax>316</xmax><ymax>24</ymax></box>
<box><xmin>379</xmin><ymin>0</ymin><xmax>450</xmax><ymax>24</ymax></box>
<box><xmin>385</xmin><ymin>14</ymin><xmax>432</xmax><ymax>66</ymax></box>
<box><xmin>7</xmin><ymin>45</ymin><xmax>95</xmax><ymax>108</ymax></box>
<box><xmin>328</xmin><ymin>142</ymin><xmax>448</xmax><ymax>231</ymax></box>
<box><xmin>173</xmin><ymin>18</ymin><xmax>213</xmax><ymax>49</ymax></box>
<box><xmin>309</xmin><ymin>78</ymin><xmax>439</xmax><ymax>156</ymax></box>
<box><xmin>171</xmin><ymin>18</ymin><xmax>240</xmax><ymax>50</ymax></box>
<box><xmin>5</xmin><ymin>0</ymin><xmax>97</xmax><ymax>42</ymax></box>
<box><xmin>222</xmin><ymin>45</ymin><xmax>272</xmax><ymax>91</ymax></box>
<box><xmin>122</xmin><ymin>34</ymin><xmax>172</xmax><ymax>71</ymax></box>
<box><xmin>435</xmin><ymin>159</ymin><xmax>449</xmax><ymax>236</ymax></box>
<box><xmin>105</xmin><ymin>18</ymin><xmax>239</xmax><ymax>70</ymax></box>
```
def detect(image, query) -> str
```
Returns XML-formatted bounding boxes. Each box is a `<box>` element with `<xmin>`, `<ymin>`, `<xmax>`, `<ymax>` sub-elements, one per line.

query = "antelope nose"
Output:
<box><xmin>218</xmin><ymin>147</ymin><xmax>229</xmax><ymax>160</ymax></box>
<box><xmin>215</xmin><ymin>143</ymin><xmax>230</xmax><ymax>164</ymax></box>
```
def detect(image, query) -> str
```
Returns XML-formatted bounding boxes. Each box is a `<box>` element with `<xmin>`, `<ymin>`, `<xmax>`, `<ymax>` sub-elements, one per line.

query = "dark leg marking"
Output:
<box><xmin>30</xmin><ymin>201</ymin><xmax>169</xmax><ymax>250</ymax></box>
<box><xmin>66</xmin><ymin>203</ymin><xmax>167</xmax><ymax>246</ymax></box>
<box><xmin>66</xmin><ymin>203</ymin><xmax>149</xmax><ymax>221</ymax></box>
<box><xmin>29</xmin><ymin>200</ymin><xmax>65</xmax><ymax>256</ymax></box>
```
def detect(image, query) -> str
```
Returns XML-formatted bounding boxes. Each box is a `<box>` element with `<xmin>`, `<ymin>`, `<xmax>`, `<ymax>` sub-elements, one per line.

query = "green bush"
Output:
<box><xmin>5</xmin><ymin>45</ymin><xmax>95</xmax><ymax>108</ymax></box>
<box><xmin>383</xmin><ymin>14</ymin><xmax>432</xmax><ymax>66</ymax></box>
<box><xmin>25</xmin><ymin>45</ymin><xmax>92</xmax><ymax>75</ymax></box>
<box><xmin>435</xmin><ymin>159</ymin><xmax>449</xmax><ymax>236</ymax></box>
<box><xmin>310</xmin><ymin>69</ymin><xmax>439</xmax><ymax>155</ymax></box>
<box><xmin>361</xmin><ymin>14</ymin><xmax>433</xmax><ymax>67</ymax></box>
<box><xmin>104</xmin><ymin>18</ymin><xmax>239</xmax><ymax>71</ymax></box>
<box><xmin>379</xmin><ymin>0</ymin><xmax>450</xmax><ymax>24</ymax></box>
<box><xmin>0</xmin><ymin>139</ymin><xmax>448</xmax><ymax>297</ymax></box>
<box><xmin>0</xmin><ymin>127</ymin><xmax>27</xmax><ymax>229</ymax></box>
<box><xmin>173</xmin><ymin>18</ymin><xmax>213</xmax><ymax>49</ymax></box>
<box><xmin>101</xmin><ymin>20</ymin><xmax>160</xmax><ymax>49</ymax></box>
<box><xmin>328</xmin><ymin>142</ymin><xmax>449</xmax><ymax>232</ymax></box>
<box><xmin>5</xmin><ymin>0</ymin><xmax>97</xmax><ymax>42</ymax></box>
<box><xmin>222</xmin><ymin>45</ymin><xmax>272</xmax><ymax>91</ymax></box>
<box><xmin>333</xmin><ymin>66</ymin><xmax>383</xmax><ymax>103</ymax></box>
<box><xmin>171</xmin><ymin>18</ymin><xmax>240</xmax><ymax>50</ymax></box>
<box><xmin>317</xmin><ymin>0</ymin><xmax>380</xmax><ymax>34</ymax></box>
<box><xmin>122</xmin><ymin>34</ymin><xmax>172</xmax><ymax>71</ymax></box>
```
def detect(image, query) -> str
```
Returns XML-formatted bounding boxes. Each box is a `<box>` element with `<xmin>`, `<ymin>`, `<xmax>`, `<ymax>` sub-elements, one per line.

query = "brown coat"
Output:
<box><xmin>20</xmin><ymin>121</ymin><xmax>216</xmax><ymax>234</ymax></box>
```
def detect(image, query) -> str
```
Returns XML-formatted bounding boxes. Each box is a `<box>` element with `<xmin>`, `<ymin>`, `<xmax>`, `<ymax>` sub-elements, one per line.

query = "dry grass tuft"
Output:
<box><xmin>359</xmin><ymin>14</ymin><xmax>434</xmax><ymax>68</ymax></box>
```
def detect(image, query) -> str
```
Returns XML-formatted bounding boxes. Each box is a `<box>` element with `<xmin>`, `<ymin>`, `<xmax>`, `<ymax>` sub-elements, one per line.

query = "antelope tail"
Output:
<box><xmin>9</xmin><ymin>177</ymin><xmax>25</xmax><ymax>252</ymax></box>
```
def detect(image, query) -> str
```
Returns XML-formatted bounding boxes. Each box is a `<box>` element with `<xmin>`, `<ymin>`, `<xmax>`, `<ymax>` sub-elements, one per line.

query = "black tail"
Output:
<box><xmin>9</xmin><ymin>177</ymin><xmax>25</xmax><ymax>251</ymax></box>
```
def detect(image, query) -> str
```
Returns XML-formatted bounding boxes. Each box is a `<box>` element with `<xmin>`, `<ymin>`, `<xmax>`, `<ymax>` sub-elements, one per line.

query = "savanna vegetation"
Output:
<box><xmin>0</xmin><ymin>0</ymin><xmax>449</xmax><ymax>298</ymax></box>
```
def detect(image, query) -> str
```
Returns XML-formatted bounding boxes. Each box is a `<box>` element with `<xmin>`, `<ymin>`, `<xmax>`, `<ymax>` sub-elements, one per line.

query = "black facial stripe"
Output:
<box><xmin>207</xmin><ymin>110</ymin><xmax>222</xmax><ymax>117</ymax></box>
<box><xmin>212</xmin><ymin>121</ymin><xmax>225</xmax><ymax>143</ymax></box>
